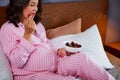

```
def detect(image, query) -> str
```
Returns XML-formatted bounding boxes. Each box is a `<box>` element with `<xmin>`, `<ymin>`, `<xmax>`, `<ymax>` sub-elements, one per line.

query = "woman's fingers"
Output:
<box><xmin>27</xmin><ymin>15</ymin><xmax>36</xmax><ymax>31</ymax></box>
<box><xmin>57</xmin><ymin>48</ymin><xmax>68</xmax><ymax>58</ymax></box>
<box><xmin>23</xmin><ymin>14</ymin><xmax>36</xmax><ymax>34</ymax></box>
<box><xmin>28</xmin><ymin>14</ymin><xmax>34</xmax><ymax>20</ymax></box>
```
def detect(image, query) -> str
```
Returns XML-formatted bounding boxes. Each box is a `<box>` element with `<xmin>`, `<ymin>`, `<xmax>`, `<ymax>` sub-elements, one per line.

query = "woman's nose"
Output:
<box><xmin>34</xmin><ymin>6</ymin><xmax>38</xmax><ymax>12</ymax></box>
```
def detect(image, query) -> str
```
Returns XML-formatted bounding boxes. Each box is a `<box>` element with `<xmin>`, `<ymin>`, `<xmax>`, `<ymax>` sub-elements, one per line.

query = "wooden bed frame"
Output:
<box><xmin>0</xmin><ymin>0</ymin><xmax>120</xmax><ymax>79</ymax></box>
<box><xmin>41</xmin><ymin>0</ymin><xmax>108</xmax><ymax>45</ymax></box>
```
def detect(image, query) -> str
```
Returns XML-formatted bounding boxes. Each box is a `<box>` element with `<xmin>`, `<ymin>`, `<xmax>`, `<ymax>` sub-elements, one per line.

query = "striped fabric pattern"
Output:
<box><xmin>0</xmin><ymin>21</ymin><xmax>115</xmax><ymax>80</ymax></box>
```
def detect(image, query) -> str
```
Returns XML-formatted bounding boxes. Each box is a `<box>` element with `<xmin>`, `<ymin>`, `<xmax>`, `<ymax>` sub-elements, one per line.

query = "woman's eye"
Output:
<box><xmin>30</xmin><ymin>4</ymin><xmax>35</xmax><ymax>7</ymax></box>
<box><xmin>30</xmin><ymin>3</ymin><xmax>35</xmax><ymax>6</ymax></box>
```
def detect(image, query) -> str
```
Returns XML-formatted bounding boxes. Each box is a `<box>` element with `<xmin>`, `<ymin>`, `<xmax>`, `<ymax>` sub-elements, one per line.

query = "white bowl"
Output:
<box><xmin>64</xmin><ymin>41</ymin><xmax>82</xmax><ymax>53</ymax></box>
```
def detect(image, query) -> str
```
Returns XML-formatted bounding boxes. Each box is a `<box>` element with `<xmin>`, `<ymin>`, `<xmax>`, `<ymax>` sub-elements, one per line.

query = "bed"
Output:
<box><xmin>0</xmin><ymin>0</ymin><xmax>120</xmax><ymax>80</ymax></box>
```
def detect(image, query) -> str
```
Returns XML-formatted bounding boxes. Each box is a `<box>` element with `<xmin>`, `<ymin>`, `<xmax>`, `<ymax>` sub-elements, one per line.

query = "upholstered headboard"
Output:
<box><xmin>0</xmin><ymin>0</ymin><xmax>108</xmax><ymax>45</ymax></box>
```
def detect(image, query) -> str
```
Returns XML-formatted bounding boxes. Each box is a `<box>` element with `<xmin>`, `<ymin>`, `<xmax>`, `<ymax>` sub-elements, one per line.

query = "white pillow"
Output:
<box><xmin>0</xmin><ymin>43</ymin><xmax>13</xmax><ymax>80</ymax></box>
<box><xmin>50</xmin><ymin>24</ymin><xmax>114</xmax><ymax>69</ymax></box>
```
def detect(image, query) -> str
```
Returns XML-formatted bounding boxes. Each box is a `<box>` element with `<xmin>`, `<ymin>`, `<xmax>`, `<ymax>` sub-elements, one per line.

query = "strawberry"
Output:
<box><xmin>66</xmin><ymin>41</ymin><xmax>82</xmax><ymax>48</ymax></box>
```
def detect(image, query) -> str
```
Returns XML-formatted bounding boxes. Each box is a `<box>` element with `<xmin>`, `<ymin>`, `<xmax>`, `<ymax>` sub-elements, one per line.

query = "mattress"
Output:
<box><xmin>106</xmin><ymin>51</ymin><xmax>120</xmax><ymax>80</ymax></box>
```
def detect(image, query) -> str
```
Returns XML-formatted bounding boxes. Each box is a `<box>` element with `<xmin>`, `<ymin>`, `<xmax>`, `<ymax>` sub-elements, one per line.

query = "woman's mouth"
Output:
<box><xmin>28</xmin><ymin>13</ymin><xmax>36</xmax><ymax>17</ymax></box>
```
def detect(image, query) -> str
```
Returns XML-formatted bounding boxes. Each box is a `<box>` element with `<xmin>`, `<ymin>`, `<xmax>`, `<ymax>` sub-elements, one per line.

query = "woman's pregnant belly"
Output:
<box><xmin>24</xmin><ymin>44</ymin><xmax>57</xmax><ymax>72</ymax></box>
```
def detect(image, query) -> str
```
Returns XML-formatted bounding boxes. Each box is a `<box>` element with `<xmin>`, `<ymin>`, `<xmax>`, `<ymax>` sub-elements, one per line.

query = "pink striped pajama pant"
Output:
<box><xmin>15</xmin><ymin>53</ymin><xmax>115</xmax><ymax>80</ymax></box>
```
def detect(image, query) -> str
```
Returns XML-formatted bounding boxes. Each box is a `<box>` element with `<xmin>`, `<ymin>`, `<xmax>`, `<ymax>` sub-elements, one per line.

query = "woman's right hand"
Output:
<box><xmin>24</xmin><ymin>16</ymin><xmax>36</xmax><ymax>34</ymax></box>
<box><xmin>23</xmin><ymin>15</ymin><xmax>36</xmax><ymax>41</ymax></box>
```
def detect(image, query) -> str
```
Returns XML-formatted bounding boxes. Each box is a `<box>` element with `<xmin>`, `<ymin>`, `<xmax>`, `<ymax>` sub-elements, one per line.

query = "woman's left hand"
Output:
<box><xmin>57</xmin><ymin>48</ymin><xmax>70</xmax><ymax>58</ymax></box>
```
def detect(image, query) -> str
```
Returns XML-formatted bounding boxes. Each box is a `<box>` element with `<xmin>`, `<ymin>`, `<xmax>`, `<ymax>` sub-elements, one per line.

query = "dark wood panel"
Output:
<box><xmin>105</xmin><ymin>41</ymin><xmax>120</xmax><ymax>58</ymax></box>
<box><xmin>0</xmin><ymin>6</ymin><xmax>7</xmax><ymax>27</ymax></box>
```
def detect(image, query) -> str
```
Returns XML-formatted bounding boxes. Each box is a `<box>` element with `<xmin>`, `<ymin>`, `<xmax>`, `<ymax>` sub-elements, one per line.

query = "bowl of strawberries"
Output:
<box><xmin>64</xmin><ymin>41</ymin><xmax>82</xmax><ymax>53</ymax></box>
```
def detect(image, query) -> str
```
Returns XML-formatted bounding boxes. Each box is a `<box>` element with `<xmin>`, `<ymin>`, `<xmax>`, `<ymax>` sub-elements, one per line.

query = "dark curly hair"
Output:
<box><xmin>6</xmin><ymin>0</ymin><xmax>42</xmax><ymax>27</ymax></box>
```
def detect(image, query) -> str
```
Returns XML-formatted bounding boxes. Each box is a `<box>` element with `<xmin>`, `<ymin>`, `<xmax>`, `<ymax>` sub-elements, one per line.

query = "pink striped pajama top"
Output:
<box><xmin>0</xmin><ymin>21</ymin><xmax>115</xmax><ymax>80</ymax></box>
